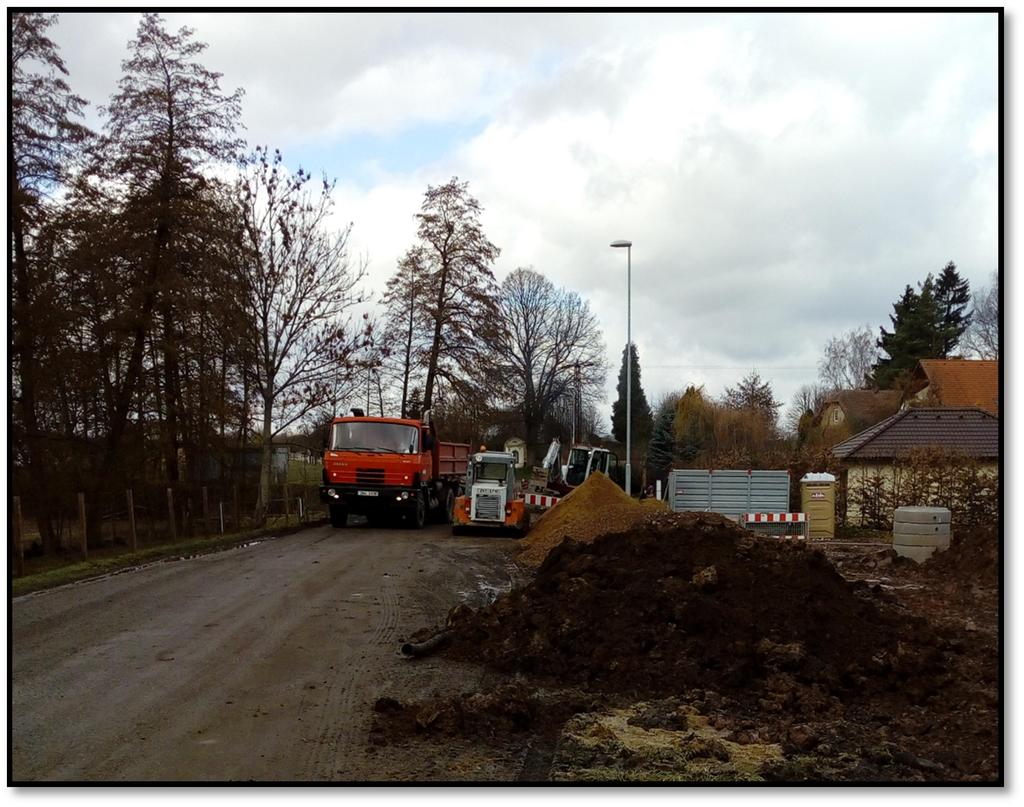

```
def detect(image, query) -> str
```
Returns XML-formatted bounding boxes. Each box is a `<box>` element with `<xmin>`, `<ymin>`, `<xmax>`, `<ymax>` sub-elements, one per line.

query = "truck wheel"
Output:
<box><xmin>411</xmin><ymin>492</ymin><xmax>427</xmax><ymax>530</ymax></box>
<box><xmin>442</xmin><ymin>489</ymin><xmax>455</xmax><ymax>524</ymax></box>
<box><xmin>329</xmin><ymin>504</ymin><xmax>347</xmax><ymax>528</ymax></box>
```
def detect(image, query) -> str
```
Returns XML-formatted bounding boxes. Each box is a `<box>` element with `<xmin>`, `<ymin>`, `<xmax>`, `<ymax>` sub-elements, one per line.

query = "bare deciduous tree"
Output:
<box><xmin>412</xmin><ymin>178</ymin><xmax>501</xmax><ymax>410</ymax></box>
<box><xmin>380</xmin><ymin>247</ymin><xmax>431</xmax><ymax>417</ymax></box>
<box><xmin>492</xmin><ymin>267</ymin><xmax>606</xmax><ymax>462</ymax></box>
<box><xmin>784</xmin><ymin>382</ymin><xmax>829</xmax><ymax>436</ymax></box>
<box><xmin>234</xmin><ymin>146</ymin><xmax>367</xmax><ymax>516</ymax></box>
<box><xmin>818</xmin><ymin>325</ymin><xmax>876</xmax><ymax>390</ymax></box>
<box><xmin>962</xmin><ymin>272</ymin><xmax>998</xmax><ymax>360</ymax></box>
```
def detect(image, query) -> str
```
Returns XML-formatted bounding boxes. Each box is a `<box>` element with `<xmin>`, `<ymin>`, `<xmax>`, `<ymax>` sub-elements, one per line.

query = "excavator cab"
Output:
<box><xmin>565</xmin><ymin>445</ymin><xmax>617</xmax><ymax>487</ymax></box>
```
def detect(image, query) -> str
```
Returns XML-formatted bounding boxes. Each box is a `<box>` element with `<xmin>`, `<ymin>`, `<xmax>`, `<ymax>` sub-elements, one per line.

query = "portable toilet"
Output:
<box><xmin>801</xmin><ymin>472</ymin><xmax>837</xmax><ymax>539</ymax></box>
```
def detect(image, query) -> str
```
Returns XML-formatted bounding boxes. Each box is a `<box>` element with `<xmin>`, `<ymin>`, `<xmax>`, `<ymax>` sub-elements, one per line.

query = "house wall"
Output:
<box><xmin>844</xmin><ymin>459</ymin><xmax>998</xmax><ymax>524</ymax></box>
<box><xmin>822</xmin><ymin>402</ymin><xmax>845</xmax><ymax>426</ymax></box>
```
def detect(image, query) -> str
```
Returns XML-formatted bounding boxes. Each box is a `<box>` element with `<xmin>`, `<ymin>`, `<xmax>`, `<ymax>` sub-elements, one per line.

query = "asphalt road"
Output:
<box><xmin>11</xmin><ymin>522</ymin><xmax>522</xmax><ymax>782</ymax></box>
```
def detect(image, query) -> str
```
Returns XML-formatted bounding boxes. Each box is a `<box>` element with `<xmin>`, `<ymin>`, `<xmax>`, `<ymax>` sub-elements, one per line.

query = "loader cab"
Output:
<box><xmin>468</xmin><ymin>452</ymin><xmax>517</xmax><ymax>490</ymax></box>
<box><xmin>468</xmin><ymin>451</ymin><xmax>517</xmax><ymax>523</ymax></box>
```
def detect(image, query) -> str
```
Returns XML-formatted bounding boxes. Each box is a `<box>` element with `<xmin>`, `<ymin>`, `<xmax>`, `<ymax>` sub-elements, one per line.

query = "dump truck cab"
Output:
<box><xmin>452</xmin><ymin>450</ymin><xmax>528</xmax><ymax>535</ymax></box>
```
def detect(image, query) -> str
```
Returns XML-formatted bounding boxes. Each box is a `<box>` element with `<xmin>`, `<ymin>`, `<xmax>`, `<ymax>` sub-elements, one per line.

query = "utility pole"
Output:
<box><xmin>572</xmin><ymin>361</ymin><xmax>582</xmax><ymax>446</ymax></box>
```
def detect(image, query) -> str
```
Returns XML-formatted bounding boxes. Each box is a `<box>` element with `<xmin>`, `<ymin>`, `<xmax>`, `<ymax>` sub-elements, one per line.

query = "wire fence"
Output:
<box><xmin>10</xmin><ymin>480</ymin><xmax>329</xmax><ymax>576</ymax></box>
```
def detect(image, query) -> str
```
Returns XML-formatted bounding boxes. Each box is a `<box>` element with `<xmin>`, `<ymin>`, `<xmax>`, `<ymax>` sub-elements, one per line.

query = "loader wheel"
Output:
<box><xmin>443</xmin><ymin>490</ymin><xmax>455</xmax><ymax>524</ymax></box>
<box><xmin>329</xmin><ymin>504</ymin><xmax>348</xmax><ymax>528</ymax></box>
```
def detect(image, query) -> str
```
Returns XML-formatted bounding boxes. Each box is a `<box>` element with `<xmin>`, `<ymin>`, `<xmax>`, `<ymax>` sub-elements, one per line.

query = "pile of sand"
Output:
<box><xmin>518</xmin><ymin>473</ymin><xmax>647</xmax><ymax>568</ymax></box>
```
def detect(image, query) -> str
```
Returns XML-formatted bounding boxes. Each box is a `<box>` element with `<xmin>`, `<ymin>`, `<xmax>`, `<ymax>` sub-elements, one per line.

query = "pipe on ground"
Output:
<box><xmin>398</xmin><ymin>630</ymin><xmax>451</xmax><ymax>658</ymax></box>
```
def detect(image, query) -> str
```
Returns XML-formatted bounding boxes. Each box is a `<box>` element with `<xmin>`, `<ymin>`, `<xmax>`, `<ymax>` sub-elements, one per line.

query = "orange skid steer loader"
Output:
<box><xmin>452</xmin><ymin>450</ymin><xmax>529</xmax><ymax>536</ymax></box>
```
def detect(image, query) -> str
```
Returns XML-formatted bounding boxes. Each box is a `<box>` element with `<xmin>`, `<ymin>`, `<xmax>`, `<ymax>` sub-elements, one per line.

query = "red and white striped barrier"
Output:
<box><xmin>742</xmin><ymin>512</ymin><xmax>809</xmax><ymax>540</ymax></box>
<box><xmin>525</xmin><ymin>493</ymin><xmax>560</xmax><ymax>508</ymax></box>
<box><xmin>743</xmin><ymin>512</ymin><xmax>806</xmax><ymax>523</ymax></box>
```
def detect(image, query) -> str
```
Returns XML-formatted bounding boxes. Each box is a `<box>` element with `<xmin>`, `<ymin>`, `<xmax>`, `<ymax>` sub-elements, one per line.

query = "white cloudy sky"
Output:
<box><xmin>48</xmin><ymin>9</ymin><xmax>999</xmax><ymax>429</ymax></box>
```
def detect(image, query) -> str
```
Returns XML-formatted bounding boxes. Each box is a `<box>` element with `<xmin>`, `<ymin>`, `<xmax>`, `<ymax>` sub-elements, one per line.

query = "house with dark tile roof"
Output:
<box><xmin>831</xmin><ymin>406</ymin><xmax>999</xmax><ymax>524</ymax></box>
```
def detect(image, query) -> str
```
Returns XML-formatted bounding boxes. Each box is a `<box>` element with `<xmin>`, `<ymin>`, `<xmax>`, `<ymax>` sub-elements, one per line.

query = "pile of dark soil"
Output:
<box><xmin>377</xmin><ymin>513</ymin><xmax>998</xmax><ymax>781</ymax></box>
<box><xmin>441</xmin><ymin>512</ymin><xmax>942</xmax><ymax>710</ymax></box>
<box><xmin>918</xmin><ymin>524</ymin><xmax>998</xmax><ymax>587</ymax></box>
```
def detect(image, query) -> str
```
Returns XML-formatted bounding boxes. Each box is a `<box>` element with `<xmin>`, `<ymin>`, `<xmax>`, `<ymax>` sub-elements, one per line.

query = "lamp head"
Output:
<box><xmin>610</xmin><ymin>239</ymin><xmax>632</xmax><ymax>248</ymax></box>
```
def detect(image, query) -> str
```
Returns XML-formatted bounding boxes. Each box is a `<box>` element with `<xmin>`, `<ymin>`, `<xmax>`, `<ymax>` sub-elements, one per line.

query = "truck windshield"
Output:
<box><xmin>331</xmin><ymin>422</ymin><xmax>419</xmax><ymax>454</ymax></box>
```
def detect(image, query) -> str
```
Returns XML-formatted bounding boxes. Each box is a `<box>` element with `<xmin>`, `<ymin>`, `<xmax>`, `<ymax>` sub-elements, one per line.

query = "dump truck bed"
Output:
<box><xmin>437</xmin><ymin>442</ymin><xmax>470</xmax><ymax>479</ymax></box>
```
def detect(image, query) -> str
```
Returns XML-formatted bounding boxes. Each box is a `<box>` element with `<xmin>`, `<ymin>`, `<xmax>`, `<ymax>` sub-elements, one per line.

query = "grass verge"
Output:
<box><xmin>11</xmin><ymin>518</ymin><xmax>327</xmax><ymax>597</ymax></box>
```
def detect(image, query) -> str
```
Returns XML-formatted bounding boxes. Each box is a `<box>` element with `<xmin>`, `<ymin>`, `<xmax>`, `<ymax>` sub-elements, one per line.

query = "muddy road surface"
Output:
<box><xmin>12</xmin><ymin>523</ymin><xmax>522</xmax><ymax>782</ymax></box>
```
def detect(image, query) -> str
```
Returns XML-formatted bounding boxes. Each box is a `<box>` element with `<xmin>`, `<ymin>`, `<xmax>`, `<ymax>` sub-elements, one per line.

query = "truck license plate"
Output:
<box><xmin>357</xmin><ymin>490</ymin><xmax>378</xmax><ymax>497</ymax></box>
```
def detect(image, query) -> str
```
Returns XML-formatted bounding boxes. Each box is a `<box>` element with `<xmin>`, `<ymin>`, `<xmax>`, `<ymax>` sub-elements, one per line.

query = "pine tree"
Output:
<box><xmin>10</xmin><ymin>12</ymin><xmax>90</xmax><ymax>554</ymax></box>
<box><xmin>721</xmin><ymin>370</ymin><xmax>781</xmax><ymax>428</ymax></box>
<box><xmin>611</xmin><ymin>343</ymin><xmax>654</xmax><ymax>449</ymax></box>
<box><xmin>94</xmin><ymin>12</ymin><xmax>244</xmax><ymax>483</ymax></box>
<box><xmin>647</xmin><ymin>399</ymin><xmax>677</xmax><ymax>479</ymax></box>
<box><xmin>872</xmin><ymin>277</ymin><xmax>942</xmax><ymax>388</ymax></box>
<box><xmin>933</xmin><ymin>261</ymin><xmax>972</xmax><ymax>357</ymax></box>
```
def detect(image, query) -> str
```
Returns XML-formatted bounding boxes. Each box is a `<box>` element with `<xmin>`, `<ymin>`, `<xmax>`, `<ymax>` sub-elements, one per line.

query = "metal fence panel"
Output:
<box><xmin>667</xmin><ymin>469</ymin><xmax>790</xmax><ymax>520</ymax></box>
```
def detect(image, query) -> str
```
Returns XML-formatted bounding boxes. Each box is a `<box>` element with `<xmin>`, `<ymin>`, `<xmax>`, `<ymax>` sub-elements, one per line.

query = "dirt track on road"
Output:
<box><xmin>11</xmin><ymin>523</ymin><xmax>522</xmax><ymax>782</ymax></box>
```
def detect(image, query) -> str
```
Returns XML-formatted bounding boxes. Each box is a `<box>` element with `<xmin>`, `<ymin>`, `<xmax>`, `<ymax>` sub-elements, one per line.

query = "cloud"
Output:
<box><xmin>47</xmin><ymin>10</ymin><xmax>999</xmax><ymax>430</ymax></box>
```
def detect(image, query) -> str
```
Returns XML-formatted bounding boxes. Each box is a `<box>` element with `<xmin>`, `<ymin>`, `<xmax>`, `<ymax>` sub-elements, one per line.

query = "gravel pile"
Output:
<box><xmin>518</xmin><ymin>472</ymin><xmax>646</xmax><ymax>568</ymax></box>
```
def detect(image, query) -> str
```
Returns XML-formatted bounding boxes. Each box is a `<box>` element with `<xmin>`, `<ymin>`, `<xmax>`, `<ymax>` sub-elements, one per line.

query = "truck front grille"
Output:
<box><xmin>356</xmin><ymin>468</ymin><xmax>385</xmax><ymax>486</ymax></box>
<box><xmin>473</xmin><ymin>493</ymin><xmax>502</xmax><ymax>522</ymax></box>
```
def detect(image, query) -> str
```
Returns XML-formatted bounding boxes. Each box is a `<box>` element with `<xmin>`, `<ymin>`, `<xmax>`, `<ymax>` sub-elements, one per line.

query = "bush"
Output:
<box><xmin>848</xmin><ymin>447</ymin><xmax>997</xmax><ymax>530</ymax></box>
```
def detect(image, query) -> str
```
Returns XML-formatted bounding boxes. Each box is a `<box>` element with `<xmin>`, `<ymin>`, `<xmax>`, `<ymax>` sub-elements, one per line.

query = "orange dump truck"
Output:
<box><xmin>320</xmin><ymin>409</ymin><xmax>469</xmax><ymax>529</ymax></box>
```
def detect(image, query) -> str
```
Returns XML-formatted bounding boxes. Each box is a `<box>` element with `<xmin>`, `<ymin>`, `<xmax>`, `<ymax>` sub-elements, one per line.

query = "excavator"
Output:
<box><xmin>539</xmin><ymin>438</ymin><xmax>619</xmax><ymax>494</ymax></box>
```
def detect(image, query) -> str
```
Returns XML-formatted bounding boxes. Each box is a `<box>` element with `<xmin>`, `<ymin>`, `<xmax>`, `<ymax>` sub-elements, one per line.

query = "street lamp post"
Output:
<box><xmin>610</xmin><ymin>239</ymin><xmax>632</xmax><ymax>496</ymax></box>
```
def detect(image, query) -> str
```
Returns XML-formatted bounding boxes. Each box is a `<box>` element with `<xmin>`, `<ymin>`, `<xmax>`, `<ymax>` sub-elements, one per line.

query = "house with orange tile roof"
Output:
<box><xmin>904</xmin><ymin>359</ymin><xmax>999</xmax><ymax>415</ymax></box>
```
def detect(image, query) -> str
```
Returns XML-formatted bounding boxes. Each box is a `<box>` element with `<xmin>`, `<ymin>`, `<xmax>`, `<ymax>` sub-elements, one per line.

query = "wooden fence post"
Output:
<box><xmin>13</xmin><ymin>496</ymin><xmax>25</xmax><ymax>577</ymax></box>
<box><xmin>109</xmin><ymin>493</ymin><xmax>118</xmax><ymax>545</ymax></box>
<box><xmin>167</xmin><ymin>487</ymin><xmax>177</xmax><ymax>541</ymax></box>
<box><xmin>283</xmin><ymin>483</ymin><xmax>290</xmax><ymax>525</ymax></box>
<box><xmin>78</xmin><ymin>492</ymin><xmax>88</xmax><ymax>560</ymax></box>
<box><xmin>127</xmin><ymin>489</ymin><xmax>138</xmax><ymax>552</ymax></box>
<box><xmin>233</xmin><ymin>485</ymin><xmax>240</xmax><ymax>531</ymax></box>
<box><xmin>202</xmin><ymin>486</ymin><xmax>210</xmax><ymax>537</ymax></box>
